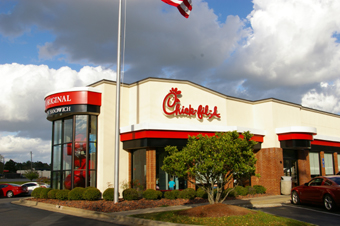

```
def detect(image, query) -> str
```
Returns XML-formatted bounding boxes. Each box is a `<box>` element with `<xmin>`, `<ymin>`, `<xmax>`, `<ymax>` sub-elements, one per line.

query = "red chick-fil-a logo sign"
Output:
<box><xmin>162</xmin><ymin>88</ymin><xmax>221</xmax><ymax>120</ymax></box>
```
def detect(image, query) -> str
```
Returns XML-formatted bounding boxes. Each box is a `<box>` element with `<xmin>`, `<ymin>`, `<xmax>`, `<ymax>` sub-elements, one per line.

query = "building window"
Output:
<box><xmin>131</xmin><ymin>149</ymin><xmax>146</xmax><ymax>190</ymax></box>
<box><xmin>324</xmin><ymin>153</ymin><xmax>334</xmax><ymax>175</ymax></box>
<box><xmin>309</xmin><ymin>152</ymin><xmax>320</xmax><ymax>177</ymax></box>
<box><xmin>51</xmin><ymin>115</ymin><xmax>97</xmax><ymax>190</ymax></box>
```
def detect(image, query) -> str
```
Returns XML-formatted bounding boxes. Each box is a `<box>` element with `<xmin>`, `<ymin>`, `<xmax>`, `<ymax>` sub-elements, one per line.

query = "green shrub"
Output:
<box><xmin>84</xmin><ymin>186</ymin><xmax>96</xmax><ymax>190</ymax></box>
<box><xmin>223</xmin><ymin>188</ymin><xmax>237</xmax><ymax>197</ymax></box>
<box><xmin>47</xmin><ymin>189</ymin><xmax>59</xmax><ymax>199</ymax></box>
<box><xmin>31</xmin><ymin>187</ymin><xmax>44</xmax><ymax>198</ymax></box>
<box><xmin>122</xmin><ymin>188</ymin><xmax>139</xmax><ymax>201</ymax></box>
<box><xmin>196</xmin><ymin>187</ymin><xmax>208</xmax><ymax>199</ymax></box>
<box><xmin>40</xmin><ymin>188</ymin><xmax>52</xmax><ymax>199</ymax></box>
<box><xmin>83</xmin><ymin>188</ymin><xmax>101</xmax><ymax>201</ymax></box>
<box><xmin>172</xmin><ymin>189</ymin><xmax>180</xmax><ymax>198</ymax></box>
<box><xmin>253</xmin><ymin>185</ymin><xmax>266</xmax><ymax>194</ymax></box>
<box><xmin>179</xmin><ymin>188</ymin><xmax>196</xmax><ymax>200</ymax></box>
<box><xmin>164</xmin><ymin>190</ymin><xmax>177</xmax><ymax>200</ymax></box>
<box><xmin>156</xmin><ymin>190</ymin><xmax>163</xmax><ymax>199</ymax></box>
<box><xmin>234</xmin><ymin>186</ymin><xmax>248</xmax><ymax>196</ymax></box>
<box><xmin>143</xmin><ymin>189</ymin><xmax>160</xmax><ymax>200</ymax></box>
<box><xmin>56</xmin><ymin>189</ymin><xmax>70</xmax><ymax>200</ymax></box>
<box><xmin>103</xmin><ymin>188</ymin><xmax>114</xmax><ymax>201</ymax></box>
<box><xmin>68</xmin><ymin>187</ymin><xmax>86</xmax><ymax>200</ymax></box>
<box><xmin>246</xmin><ymin>186</ymin><xmax>257</xmax><ymax>195</ymax></box>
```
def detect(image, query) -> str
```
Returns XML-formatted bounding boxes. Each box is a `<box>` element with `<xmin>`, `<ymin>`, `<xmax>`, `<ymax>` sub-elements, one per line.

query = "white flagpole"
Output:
<box><xmin>114</xmin><ymin>0</ymin><xmax>122</xmax><ymax>203</ymax></box>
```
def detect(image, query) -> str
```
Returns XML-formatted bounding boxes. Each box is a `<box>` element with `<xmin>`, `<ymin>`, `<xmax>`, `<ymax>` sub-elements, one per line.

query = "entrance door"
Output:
<box><xmin>283</xmin><ymin>150</ymin><xmax>299</xmax><ymax>187</ymax></box>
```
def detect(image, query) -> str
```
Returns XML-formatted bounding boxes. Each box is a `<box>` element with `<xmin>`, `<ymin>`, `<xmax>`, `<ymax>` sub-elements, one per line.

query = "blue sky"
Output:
<box><xmin>0</xmin><ymin>0</ymin><xmax>340</xmax><ymax>163</ymax></box>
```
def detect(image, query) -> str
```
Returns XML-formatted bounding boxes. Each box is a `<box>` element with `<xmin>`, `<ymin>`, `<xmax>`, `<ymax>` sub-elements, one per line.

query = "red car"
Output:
<box><xmin>0</xmin><ymin>183</ymin><xmax>29</xmax><ymax>198</ymax></box>
<box><xmin>291</xmin><ymin>176</ymin><xmax>340</xmax><ymax>211</ymax></box>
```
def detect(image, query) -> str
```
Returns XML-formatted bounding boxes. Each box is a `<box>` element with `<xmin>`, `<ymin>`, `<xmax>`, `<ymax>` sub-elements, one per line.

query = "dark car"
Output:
<box><xmin>0</xmin><ymin>183</ymin><xmax>29</xmax><ymax>198</ymax></box>
<box><xmin>291</xmin><ymin>176</ymin><xmax>340</xmax><ymax>211</ymax></box>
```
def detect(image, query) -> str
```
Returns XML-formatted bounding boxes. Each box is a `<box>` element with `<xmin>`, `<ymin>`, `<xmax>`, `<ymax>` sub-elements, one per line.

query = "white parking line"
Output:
<box><xmin>282</xmin><ymin>204</ymin><xmax>340</xmax><ymax>217</ymax></box>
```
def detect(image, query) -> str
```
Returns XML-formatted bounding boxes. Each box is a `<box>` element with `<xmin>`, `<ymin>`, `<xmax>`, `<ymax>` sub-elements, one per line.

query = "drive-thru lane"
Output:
<box><xmin>258</xmin><ymin>203</ymin><xmax>340</xmax><ymax>226</ymax></box>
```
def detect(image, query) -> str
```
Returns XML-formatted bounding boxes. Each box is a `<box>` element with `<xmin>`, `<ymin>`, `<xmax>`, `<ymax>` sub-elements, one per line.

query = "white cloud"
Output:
<box><xmin>0</xmin><ymin>63</ymin><xmax>116</xmax><ymax>163</ymax></box>
<box><xmin>301</xmin><ymin>80</ymin><xmax>340</xmax><ymax>114</ymax></box>
<box><xmin>0</xmin><ymin>63</ymin><xmax>116</xmax><ymax>122</ymax></box>
<box><xmin>0</xmin><ymin>135</ymin><xmax>51</xmax><ymax>163</ymax></box>
<box><xmin>213</xmin><ymin>0</ymin><xmax>340</xmax><ymax>99</ymax></box>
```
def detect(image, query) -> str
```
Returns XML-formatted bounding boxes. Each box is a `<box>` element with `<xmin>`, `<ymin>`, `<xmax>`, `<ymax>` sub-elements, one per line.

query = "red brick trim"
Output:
<box><xmin>146</xmin><ymin>149</ymin><xmax>156</xmax><ymax>190</ymax></box>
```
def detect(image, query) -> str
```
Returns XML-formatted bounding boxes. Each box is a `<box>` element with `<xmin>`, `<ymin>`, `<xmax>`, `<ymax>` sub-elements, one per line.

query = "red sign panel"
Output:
<box><xmin>163</xmin><ymin>88</ymin><xmax>221</xmax><ymax>120</ymax></box>
<box><xmin>45</xmin><ymin>90</ymin><xmax>101</xmax><ymax>111</ymax></box>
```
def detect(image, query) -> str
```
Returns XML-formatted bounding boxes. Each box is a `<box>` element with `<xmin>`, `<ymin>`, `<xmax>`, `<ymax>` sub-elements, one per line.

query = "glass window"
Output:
<box><xmin>63</xmin><ymin>144</ymin><xmax>72</xmax><ymax>170</ymax></box>
<box><xmin>324</xmin><ymin>153</ymin><xmax>334</xmax><ymax>175</ymax></box>
<box><xmin>51</xmin><ymin>115</ymin><xmax>97</xmax><ymax>190</ymax></box>
<box><xmin>63</xmin><ymin>118</ymin><xmax>73</xmax><ymax>143</ymax></box>
<box><xmin>338</xmin><ymin>154</ymin><xmax>340</xmax><ymax>173</ymax></box>
<box><xmin>309</xmin><ymin>152</ymin><xmax>320</xmax><ymax>176</ymax></box>
<box><xmin>53</xmin><ymin>145</ymin><xmax>61</xmax><ymax>170</ymax></box>
<box><xmin>54</xmin><ymin>120</ymin><xmax>62</xmax><ymax>145</ymax></box>
<box><xmin>132</xmin><ymin>149</ymin><xmax>146</xmax><ymax>190</ymax></box>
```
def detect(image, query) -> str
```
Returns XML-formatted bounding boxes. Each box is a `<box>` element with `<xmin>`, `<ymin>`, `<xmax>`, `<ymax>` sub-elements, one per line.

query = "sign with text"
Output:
<box><xmin>162</xmin><ymin>88</ymin><xmax>221</xmax><ymax>120</ymax></box>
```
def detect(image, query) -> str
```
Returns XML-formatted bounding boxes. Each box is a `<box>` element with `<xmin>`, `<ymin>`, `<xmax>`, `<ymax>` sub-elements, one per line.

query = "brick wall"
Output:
<box><xmin>146</xmin><ymin>149</ymin><xmax>156</xmax><ymax>190</ymax></box>
<box><xmin>251</xmin><ymin>148</ymin><xmax>283</xmax><ymax>195</ymax></box>
<box><xmin>298</xmin><ymin>150</ymin><xmax>310</xmax><ymax>185</ymax></box>
<box><xmin>334</xmin><ymin>152</ymin><xmax>339</xmax><ymax>174</ymax></box>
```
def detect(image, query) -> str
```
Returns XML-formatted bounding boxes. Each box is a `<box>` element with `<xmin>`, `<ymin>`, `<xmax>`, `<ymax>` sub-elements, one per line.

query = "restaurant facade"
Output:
<box><xmin>44</xmin><ymin>78</ymin><xmax>340</xmax><ymax>195</ymax></box>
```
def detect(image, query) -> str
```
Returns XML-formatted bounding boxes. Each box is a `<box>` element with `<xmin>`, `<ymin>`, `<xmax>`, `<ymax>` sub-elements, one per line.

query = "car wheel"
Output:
<box><xmin>6</xmin><ymin>191</ymin><xmax>14</xmax><ymax>198</ymax></box>
<box><xmin>291</xmin><ymin>191</ymin><xmax>300</xmax><ymax>205</ymax></box>
<box><xmin>324</xmin><ymin>194</ymin><xmax>336</xmax><ymax>211</ymax></box>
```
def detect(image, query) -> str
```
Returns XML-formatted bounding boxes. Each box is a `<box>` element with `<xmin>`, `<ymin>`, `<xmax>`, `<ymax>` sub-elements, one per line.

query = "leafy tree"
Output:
<box><xmin>24</xmin><ymin>170</ymin><xmax>39</xmax><ymax>181</ymax></box>
<box><xmin>162</xmin><ymin>131</ymin><xmax>258</xmax><ymax>204</ymax></box>
<box><xmin>4</xmin><ymin>159</ymin><xmax>17</xmax><ymax>173</ymax></box>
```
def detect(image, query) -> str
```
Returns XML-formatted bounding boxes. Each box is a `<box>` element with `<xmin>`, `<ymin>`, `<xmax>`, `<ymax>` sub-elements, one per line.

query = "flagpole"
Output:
<box><xmin>114</xmin><ymin>0</ymin><xmax>122</xmax><ymax>204</ymax></box>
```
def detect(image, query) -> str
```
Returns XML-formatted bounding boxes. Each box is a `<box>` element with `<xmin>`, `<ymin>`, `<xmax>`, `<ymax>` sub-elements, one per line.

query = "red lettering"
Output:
<box><xmin>162</xmin><ymin>88</ymin><xmax>221</xmax><ymax>120</ymax></box>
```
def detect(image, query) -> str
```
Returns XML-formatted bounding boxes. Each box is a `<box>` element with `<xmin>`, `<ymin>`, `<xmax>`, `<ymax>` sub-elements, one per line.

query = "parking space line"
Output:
<box><xmin>282</xmin><ymin>204</ymin><xmax>340</xmax><ymax>217</ymax></box>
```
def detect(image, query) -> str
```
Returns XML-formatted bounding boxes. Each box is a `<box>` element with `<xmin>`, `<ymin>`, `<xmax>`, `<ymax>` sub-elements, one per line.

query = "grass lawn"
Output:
<box><xmin>132</xmin><ymin>210</ymin><xmax>312</xmax><ymax>226</ymax></box>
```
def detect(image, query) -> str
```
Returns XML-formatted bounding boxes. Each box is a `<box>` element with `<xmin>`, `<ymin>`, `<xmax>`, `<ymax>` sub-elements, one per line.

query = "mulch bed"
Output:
<box><xmin>27</xmin><ymin>193</ymin><xmax>271</xmax><ymax>213</ymax></box>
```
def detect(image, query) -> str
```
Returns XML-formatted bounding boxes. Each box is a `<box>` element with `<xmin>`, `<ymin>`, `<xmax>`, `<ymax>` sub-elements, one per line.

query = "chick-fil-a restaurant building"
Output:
<box><xmin>44</xmin><ymin>78</ymin><xmax>340</xmax><ymax>195</ymax></box>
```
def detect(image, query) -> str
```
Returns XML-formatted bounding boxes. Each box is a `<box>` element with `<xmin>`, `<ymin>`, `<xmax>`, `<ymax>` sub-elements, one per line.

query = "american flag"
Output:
<box><xmin>162</xmin><ymin>0</ymin><xmax>192</xmax><ymax>18</ymax></box>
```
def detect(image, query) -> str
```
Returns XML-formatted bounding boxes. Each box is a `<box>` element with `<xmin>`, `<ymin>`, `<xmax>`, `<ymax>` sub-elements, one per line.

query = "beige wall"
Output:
<box><xmin>89</xmin><ymin>78</ymin><xmax>340</xmax><ymax>194</ymax></box>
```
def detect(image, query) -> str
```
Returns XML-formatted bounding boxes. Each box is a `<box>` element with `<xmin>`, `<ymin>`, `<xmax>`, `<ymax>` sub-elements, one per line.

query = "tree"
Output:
<box><xmin>162</xmin><ymin>131</ymin><xmax>258</xmax><ymax>204</ymax></box>
<box><xmin>24</xmin><ymin>170</ymin><xmax>39</xmax><ymax>181</ymax></box>
<box><xmin>4</xmin><ymin>159</ymin><xmax>17</xmax><ymax>173</ymax></box>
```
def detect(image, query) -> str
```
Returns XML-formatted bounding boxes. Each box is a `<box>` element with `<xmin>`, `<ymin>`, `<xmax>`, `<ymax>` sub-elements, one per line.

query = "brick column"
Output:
<box><xmin>146</xmin><ymin>149</ymin><xmax>156</xmax><ymax>190</ymax></box>
<box><xmin>251</xmin><ymin>148</ymin><xmax>283</xmax><ymax>195</ymax></box>
<box><xmin>334</xmin><ymin>152</ymin><xmax>339</xmax><ymax>174</ymax></box>
<box><xmin>187</xmin><ymin>177</ymin><xmax>196</xmax><ymax>189</ymax></box>
<box><xmin>298</xmin><ymin>150</ymin><xmax>310</xmax><ymax>185</ymax></box>
<box><xmin>128</xmin><ymin>152</ymin><xmax>132</xmax><ymax>188</ymax></box>
<box><xmin>320</xmin><ymin>151</ymin><xmax>325</xmax><ymax>176</ymax></box>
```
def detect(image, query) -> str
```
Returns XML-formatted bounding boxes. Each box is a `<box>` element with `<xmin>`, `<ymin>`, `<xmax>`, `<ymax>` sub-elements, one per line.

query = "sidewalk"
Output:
<box><xmin>12</xmin><ymin>195</ymin><xmax>292</xmax><ymax>226</ymax></box>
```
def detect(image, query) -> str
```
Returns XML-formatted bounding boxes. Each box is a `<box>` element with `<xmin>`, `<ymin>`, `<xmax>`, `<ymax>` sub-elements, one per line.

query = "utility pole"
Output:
<box><xmin>30</xmin><ymin>151</ymin><xmax>33</xmax><ymax>171</ymax></box>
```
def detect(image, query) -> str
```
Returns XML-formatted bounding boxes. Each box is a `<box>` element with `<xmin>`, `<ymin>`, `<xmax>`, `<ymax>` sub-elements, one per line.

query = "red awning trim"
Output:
<box><xmin>311</xmin><ymin>139</ymin><xmax>340</xmax><ymax>147</ymax></box>
<box><xmin>120</xmin><ymin>130</ymin><xmax>264</xmax><ymax>143</ymax></box>
<box><xmin>277</xmin><ymin>133</ymin><xmax>314</xmax><ymax>141</ymax></box>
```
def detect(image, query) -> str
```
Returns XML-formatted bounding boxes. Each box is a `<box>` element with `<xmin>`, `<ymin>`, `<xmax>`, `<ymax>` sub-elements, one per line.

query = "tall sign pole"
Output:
<box><xmin>114</xmin><ymin>0</ymin><xmax>122</xmax><ymax>203</ymax></box>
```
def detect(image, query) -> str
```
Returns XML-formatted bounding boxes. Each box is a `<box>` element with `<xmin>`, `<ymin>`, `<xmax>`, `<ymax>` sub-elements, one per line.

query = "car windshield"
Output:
<box><xmin>328</xmin><ymin>177</ymin><xmax>340</xmax><ymax>185</ymax></box>
<box><xmin>8</xmin><ymin>183</ymin><xmax>20</xmax><ymax>187</ymax></box>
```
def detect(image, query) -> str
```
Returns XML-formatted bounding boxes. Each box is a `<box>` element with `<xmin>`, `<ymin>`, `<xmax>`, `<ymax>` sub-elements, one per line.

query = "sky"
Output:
<box><xmin>0</xmin><ymin>0</ymin><xmax>340</xmax><ymax>164</ymax></box>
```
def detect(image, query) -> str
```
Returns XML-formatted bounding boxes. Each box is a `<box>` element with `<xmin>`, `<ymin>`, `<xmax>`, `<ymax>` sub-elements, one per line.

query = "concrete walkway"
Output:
<box><xmin>12</xmin><ymin>195</ymin><xmax>292</xmax><ymax>226</ymax></box>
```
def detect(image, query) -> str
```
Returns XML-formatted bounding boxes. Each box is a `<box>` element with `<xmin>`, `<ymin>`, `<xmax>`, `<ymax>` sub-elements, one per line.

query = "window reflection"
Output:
<box><xmin>51</xmin><ymin>115</ymin><xmax>97</xmax><ymax>190</ymax></box>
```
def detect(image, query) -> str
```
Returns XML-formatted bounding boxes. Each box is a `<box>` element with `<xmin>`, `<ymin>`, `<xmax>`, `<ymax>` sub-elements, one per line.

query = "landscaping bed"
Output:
<box><xmin>27</xmin><ymin>193</ymin><xmax>270</xmax><ymax>213</ymax></box>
